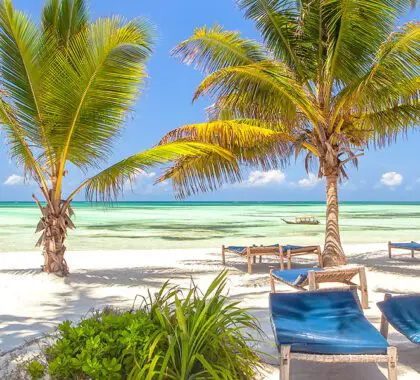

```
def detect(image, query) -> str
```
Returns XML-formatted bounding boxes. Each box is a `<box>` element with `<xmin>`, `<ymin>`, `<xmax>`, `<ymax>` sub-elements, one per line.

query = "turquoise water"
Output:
<box><xmin>0</xmin><ymin>202</ymin><xmax>419</xmax><ymax>251</ymax></box>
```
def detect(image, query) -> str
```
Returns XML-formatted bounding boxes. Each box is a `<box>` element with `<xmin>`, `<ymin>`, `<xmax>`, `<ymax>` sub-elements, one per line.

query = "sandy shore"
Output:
<box><xmin>0</xmin><ymin>243</ymin><xmax>419</xmax><ymax>379</ymax></box>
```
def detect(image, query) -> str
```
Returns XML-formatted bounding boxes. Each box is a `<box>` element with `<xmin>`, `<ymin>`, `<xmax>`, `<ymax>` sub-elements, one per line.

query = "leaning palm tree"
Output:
<box><xmin>160</xmin><ymin>0</ymin><xmax>419</xmax><ymax>266</ymax></box>
<box><xmin>0</xmin><ymin>0</ymin><xmax>234</xmax><ymax>274</ymax></box>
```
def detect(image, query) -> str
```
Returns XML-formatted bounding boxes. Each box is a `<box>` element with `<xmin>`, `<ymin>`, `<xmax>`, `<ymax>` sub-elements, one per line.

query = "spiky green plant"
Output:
<box><xmin>130</xmin><ymin>270</ymin><xmax>263</xmax><ymax>380</ymax></box>
<box><xmin>160</xmin><ymin>0</ymin><xmax>419</xmax><ymax>265</ymax></box>
<box><xmin>0</xmin><ymin>0</ymin><xmax>235</xmax><ymax>274</ymax></box>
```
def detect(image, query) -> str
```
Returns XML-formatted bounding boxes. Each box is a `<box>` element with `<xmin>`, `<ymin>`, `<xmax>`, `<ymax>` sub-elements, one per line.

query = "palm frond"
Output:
<box><xmin>354</xmin><ymin>101</ymin><xmax>420</xmax><ymax>146</ymax></box>
<box><xmin>159</xmin><ymin>152</ymin><xmax>241</xmax><ymax>199</ymax></box>
<box><xmin>69</xmin><ymin>142</ymin><xmax>236</xmax><ymax>202</ymax></box>
<box><xmin>333</xmin><ymin>22</ymin><xmax>420</xmax><ymax>121</ymax></box>
<box><xmin>43</xmin><ymin>16</ymin><xmax>154</xmax><ymax>198</ymax></box>
<box><xmin>193</xmin><ymin>61</ymin><xmax>321</xmax><ymax>125</ymax></box>
<box><xmin>237</xmin><ymin>0</ymin><xmax>308</xmax><ymax>79</ymax></box>
<box><xmin>160</xmin><ymin>119</ymin><xmax>293</xmax><ymax>148</ymax></box>
<box><xmin>172</xmin><ymin>24</ymin><xmax>267</xmax><ymax>74</ymax></box>
<box><xmin>0</xmin><ymin>96</ymin><xmax>49</xmax><ymax>189</ymax></box>
<box><xmin>42</xmin><ymin>0</ymin><xmax>88</xmax><ymax>46</ymax></box>
<box><xmin>323</xmin><ymin>0</ymin><xmax>411</xmax><ymax>89</ymax></box>
<box><xmin>0</xmin><ymin>0</ymin><xmax>45</xmax><ymax>146</ymax></box>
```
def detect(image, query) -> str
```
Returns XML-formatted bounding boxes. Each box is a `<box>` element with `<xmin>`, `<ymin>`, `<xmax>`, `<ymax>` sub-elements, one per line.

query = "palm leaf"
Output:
<box><xmin>65</xmin><ymin>142</ymin><xmax>236</xmax><ymax>202</ymax></box>
<box><xmin>42</xmin><ymin>16</ymin><xmax>154</xmax><ymax>198</ymax></box>
<box><xmin>0</xmin><ymin>96</ymin><xmax>49</xmax><ymax>190</ymax></box>
<box><xmin>0</xmin><ymin>0</ymin><xmax>47</xmax><ymax>148</ymax></box>
<box><xmin>323</xmin><ymin>0</ymin><xmax>411</xmax><ymax>89</ymax></box>
<box><xmin>237</xmin><ymin>0</ymin><xmax>306</xmax><ymax>78</ymax></box>
<box><xmin>42</xmin><ymin>0</ymin><xmax>88</xmax><ymax>46</ymax></box>
<box><xmin>193</xmin><ymin>61</ymin><xmax>321</xmax><ymax>125</ymax></box>
<box><xmin>172</xmin><ymin>24</ymin><xmax>267</xmax><ymax>74</ymax></box>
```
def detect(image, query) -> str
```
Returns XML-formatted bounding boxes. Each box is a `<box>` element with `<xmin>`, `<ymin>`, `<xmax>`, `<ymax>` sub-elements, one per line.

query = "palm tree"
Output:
<box><xmin>160</xmin><ymin>0</ymin><xmax>419</xmax><ymax>266</ymax></box>
<box><xmin>0</xmin><ymin>0</ymin><xmax>234</xmax><ymax>274</ymax></box>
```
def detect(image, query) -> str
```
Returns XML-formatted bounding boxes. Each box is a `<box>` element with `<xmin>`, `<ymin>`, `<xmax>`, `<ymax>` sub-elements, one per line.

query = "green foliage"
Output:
<box><xmin>25</xmin><ymin>360</ymin><xmax>45</xmax><ymax>380</ymax></box>
<box><xmin>161</xmin><ymin>0</ymin><xmax>419</xmax><ymax>197</ymax></box>
<box><xmin>46</xmin><ymin>308</ymin><xmax>160</xmax><ymax>379</ymax></box>
<box><xmin>44</xmin><ymin>271</ymin><xmax>262</xmax><ymax>379</ymax></box>
<box><xmin>0</xmin><ymin>0</ymin><xmax>234</xmax><ymax>204</ymax></box>
<box><xmin>130</xmin><ymin>271</ymin><xmax>263</xmax><ymax>379</ymax></box>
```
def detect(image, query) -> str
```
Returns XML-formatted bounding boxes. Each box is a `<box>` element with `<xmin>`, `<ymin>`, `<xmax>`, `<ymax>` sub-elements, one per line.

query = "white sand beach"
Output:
<box><xmin>0</xmin><ymin>244</ymin><xmax>419</xmax><ymax>379</ymax></box>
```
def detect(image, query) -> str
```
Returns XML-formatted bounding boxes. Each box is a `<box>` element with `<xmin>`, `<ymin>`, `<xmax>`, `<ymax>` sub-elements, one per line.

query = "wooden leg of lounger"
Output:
<box><xmin>287</xmin><ymin>250</ymin><xmax>292</xmax><ymax>270</ymax></box>
<box><xmin>279</xmin><ymin>345</ymin><xmax>291</xmax><ymax>380</ymax></box>
<box><xmin>387</xmin><ymin>346</ymin><xmax>398</xmax><ymax>380</ymax></box>
<box><xmin>253</xmin><ymin>255</ymin><xmax>257</xmax><ymax>264</ymax></box>
<box><xmin>270</xmin><ymin>268</ymin><xmax>276</xmax><ymax>293</ymax></box>
<box><xmin>247</xmin><ymin>247</ymin><xmax>252</xmax><ymax>274</ymax></box>
<box><xmin>259</xmin><ymin>255</ymin><xmax>262</xmax><ymax>263</ymax></box>
<box><xmin>317</xmin><ymin>246</ymin><xmax>323</xmax><ymax>268</ymax></box>
<box><xmin>221</xmin><ymin>245</ymin><xmax>226</xmax><ymax>265</ymax></box>
<box><xmin>358</xmin><ymin>267</ymin><xmax>369</xmax><ymax>309</ymax></box>
<box><xmin>308</xmin><ymin>270</ymin><xmax>317</xmax><ymax>290</ymax></box>
<box><xmin>279</xmin><ymin>246</ymin><xmax>285</xmax><ymax>271</ymax></box>
<box><xmin>380</xmin><ymin>293</ymin><xmax>392</xmax><ymax>338</ymax></box>
<box><xmin>388</xmin><ymin>241</ymin><xmax>392</xmax><ymax>258</ymax></box>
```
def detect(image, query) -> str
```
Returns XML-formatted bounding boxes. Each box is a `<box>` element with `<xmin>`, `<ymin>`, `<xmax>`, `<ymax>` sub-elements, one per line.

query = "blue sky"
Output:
<box><xmin>0</xmin><ymin>0</ymin><xmax>418</xmax><ymax>202</ymax></box>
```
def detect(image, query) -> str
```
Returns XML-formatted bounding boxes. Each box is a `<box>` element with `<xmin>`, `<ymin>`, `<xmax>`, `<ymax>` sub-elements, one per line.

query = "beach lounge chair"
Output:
<box><xmin>270</xmin><ymin>265</ymin><xmax>369</xmax><ymax>309</ymax></box>
<box><xmin>388</xmin><ymin>241</ymin><xmax>420</xmax><ymax>258</ymax></box>
<box><xmin>378</xmin><ymin>293</ymin><xmax>420</xmax><ymax>344</ymax></box>
<box><xmin>221</xmin><ymin>244</ymin><xmax>322</xmax><ymax>274</ymax></box>
<box><xmin>270</xmin><ymin>289</ymin><xmax>398</xmax><ymax>380</ymax></box>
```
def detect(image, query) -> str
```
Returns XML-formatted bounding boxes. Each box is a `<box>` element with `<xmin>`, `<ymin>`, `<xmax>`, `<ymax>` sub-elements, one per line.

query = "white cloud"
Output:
<box><xmin>137</xmin><ymin>170</ymin><xmax>156</xmax><ymax>179</ymax></box>
<box><xmin>380</xmin><ymin>172</ymin><xmax>403</xmax><ymax>187</ymax></box>
<box><xmin>239</xmin><ymin>170</ymin><xmax>286</xmax><ymax>187</ymax></box>
<box><xmin>296</xmin><ymin>173</ymin><xmax>320</xmax><ymax>188</ymax></box>
<box><xmin>4</xmin><ymin>174</ymin><xmax>24</xmax><ymax>186</ymax></box>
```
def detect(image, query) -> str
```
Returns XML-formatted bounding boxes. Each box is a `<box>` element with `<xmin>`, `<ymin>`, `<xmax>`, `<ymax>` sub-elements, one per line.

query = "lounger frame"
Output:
<box><xmin>388</xmin><ymin>241</ymin><xmax>419</xmax><ymax>258</ymax></box>
<box><xmin>277</xmin><ymin>345</ymin><xmax>397</xmax><ymax>380</ymax></box>
<box><xmin>221</xmin><ymin>244</ymin><xmax>322</xmax><ymax>274</ymax></box>
<box><xmin>271</xmin><ymin>289</ymin><xmax>397</xmax><ymax>380</ymax></box>
<box><xmin>270</xmin><ymin>266</ymin><xmax>369</xmax><ymax>309</ymax></box>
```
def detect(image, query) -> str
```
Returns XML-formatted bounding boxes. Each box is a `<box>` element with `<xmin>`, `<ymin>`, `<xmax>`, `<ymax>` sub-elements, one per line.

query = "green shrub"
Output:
<box><xmin>44</xmin><ymin>271</ymin><xmax>262</xmax><ymax>379</ymax></box>
<box><xmin>26</xmin><ymin>360</ymin><xmax>45</xmax><ymax>379</ymax></box>
<box><xmin>46</xmin><ymin>308</ymin><xmax>160</xmax><ymax>379</ymax></box>
<box><xmin>130</xmin><ymin>271</ymin><xmax>263</xmax><ymax>379</ymax></box>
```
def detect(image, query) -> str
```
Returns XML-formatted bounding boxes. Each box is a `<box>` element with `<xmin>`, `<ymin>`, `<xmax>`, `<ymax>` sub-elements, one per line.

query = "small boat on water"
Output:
<box><xmin>282</xmin><ymin>215</ymin><xmax>320</xmax><ymax>225</ymax></box>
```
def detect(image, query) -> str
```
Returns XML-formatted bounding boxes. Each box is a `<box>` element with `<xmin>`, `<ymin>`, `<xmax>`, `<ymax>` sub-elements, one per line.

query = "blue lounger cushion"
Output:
<box><xmin>270</xmin><ymin>290</ymin><xmax>389</xmax><ymax>355</ymax></box>
<box><xmin>271</xmin><ymin>267</ymin><xmax>323</xmax><ymax>286</ymax></box>
<box><xmin>390</xmin><ymin>242</ymin><xmax>420</xmax><ymax>250</ymax></box>
<box><xmin>226</xmin><ymin>244</ymin><xmax>304</xmax><ymax>255</ymax></box>
<box><xmin>377</xmin><ymin>295</ymin><xmax>420</xmax><ymax>344</ymax></box>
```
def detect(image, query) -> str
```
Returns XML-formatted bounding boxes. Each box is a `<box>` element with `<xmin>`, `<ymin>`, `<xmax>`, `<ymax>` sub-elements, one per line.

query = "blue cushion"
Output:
<box><xmin>390</xmin><ymin>242</ymin><xmax>420</xmax><ymax>250</ymax></box>
<box><xmin>272</xmin><ymin>267</ymin><xmax>323</xmax><ymax>286</ymax></box>
<box><xmin>226</xmin><ymin>244</ymin><xmax>305</xmax><ymax>254</ymax></box>
<box><xmin>377</xmin><ymin>295</ymin><xmax>420</xmax><ymax>344</ymax></box>
<box><xmin>281</xmin><ymin>244</ymin><xmax>304</xmax><ymax>252</ymax></box>
<box><xmin>270</xmin><ymin>290</ymin><xmax>389</xmax><ymax>355</ymax></box>
<box><xmin>226</xmin><ymin>246</ymin><xmax>247</xmax><ymax>254</ymax></box>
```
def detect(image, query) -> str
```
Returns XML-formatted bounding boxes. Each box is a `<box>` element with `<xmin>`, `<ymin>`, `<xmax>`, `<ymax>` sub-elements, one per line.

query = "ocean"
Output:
<box><xmin>0</xmin><ymin>201</ymin><xmax>419</xmax><ymax>252</ymax></box>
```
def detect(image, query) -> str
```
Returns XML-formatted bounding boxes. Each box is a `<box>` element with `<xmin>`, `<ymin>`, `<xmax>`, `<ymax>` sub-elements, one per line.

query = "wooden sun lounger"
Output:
<box><xmin>221</xmin><ymin>244</ymin><xmax>322</xmax><ymax>274</ymax></box>
<box><xmin>270</xmin><ymin>265</ymin><xmax>369</xmax><ymax>309</ymax></box>
<box><xmin>388</xmin><ymin>241</ymin><xmax>420</xmax><ymax>258</ymax></box>
<box><xmin>270</xmin><ymin>289</ymin><xmax>397</xmax><ymax>380</ymax></box>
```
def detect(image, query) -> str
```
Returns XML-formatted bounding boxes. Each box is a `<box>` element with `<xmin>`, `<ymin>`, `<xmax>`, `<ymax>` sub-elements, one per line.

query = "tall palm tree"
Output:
<box><xmin>0</xmin><ymin>0</ymin><xmax>234</xmax><ymax>274</ymax></box>
<box><xmin>160</xmin><ymin>0</ymin><xmax>419</xmax><ymax>266</ymax></box>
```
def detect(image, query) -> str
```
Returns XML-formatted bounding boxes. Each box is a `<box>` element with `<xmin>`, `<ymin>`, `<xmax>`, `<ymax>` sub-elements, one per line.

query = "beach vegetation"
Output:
<box><xmin>42</xmin><ymin>271</ymin><xmax>262</xmax><ymax>379</ymax></box>
<box><xmin>26</xmin><ymin>360</ymin><xmax>45</xmax><ymax>380</ymax></box>
<box><xmin>0</xmin><ymin>0</ymin><xmax>234</xmax><ymax>274</ymax></box>
<box><xmin>159</xmin><ymin>0</ymin><xmax>419</xmax><ymax>266</ymax></box>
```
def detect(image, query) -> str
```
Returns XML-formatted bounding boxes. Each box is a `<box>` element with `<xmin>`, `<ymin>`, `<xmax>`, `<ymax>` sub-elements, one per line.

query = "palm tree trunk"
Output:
<box><xmin>322</xmin><ymin>174</ymin><xmax>347</xmax><ymax>267</ymax></box>
<box><xmin>33</xmin><ymin>193</ymin><xmax>70</xmax><ymax>275</ymax></box>
<box><xmin>42</xmin><ymin>207</ymin><xmax>69</xmax><ymax>275</ymax></box>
